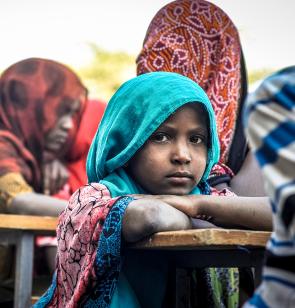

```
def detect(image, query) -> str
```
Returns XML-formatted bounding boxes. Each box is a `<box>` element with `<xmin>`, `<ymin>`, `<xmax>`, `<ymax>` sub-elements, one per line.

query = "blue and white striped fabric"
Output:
<box><xmin>243</xmin><ymin>66</ymin><xmax>295</xmax><ymax>307</ymax></box>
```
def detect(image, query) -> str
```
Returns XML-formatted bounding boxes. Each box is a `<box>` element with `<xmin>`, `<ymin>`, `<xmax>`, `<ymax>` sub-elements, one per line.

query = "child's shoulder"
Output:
<box><xmin>69</xmin><ymin>183</ymin><xmax>111</xmax><ymax>204</ymax></box>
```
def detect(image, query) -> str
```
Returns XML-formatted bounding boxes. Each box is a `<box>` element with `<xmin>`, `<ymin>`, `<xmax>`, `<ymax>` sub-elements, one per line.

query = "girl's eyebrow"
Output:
<box><xmin>159</xmin><ymin>123</ymin><xmax>208</xmax><ymax>131</ymax></box>
<box><xmin>155</xmin><ymin>124</ymin><xmax>208</xmax><ymax>137</ymax></box>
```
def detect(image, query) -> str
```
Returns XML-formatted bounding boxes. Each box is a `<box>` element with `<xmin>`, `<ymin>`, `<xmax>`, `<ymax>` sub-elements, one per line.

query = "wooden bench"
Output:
<box><xmin>0</xmin><ymin>214</ymin><xmax>271</xmax><ymax>308</ymax></box>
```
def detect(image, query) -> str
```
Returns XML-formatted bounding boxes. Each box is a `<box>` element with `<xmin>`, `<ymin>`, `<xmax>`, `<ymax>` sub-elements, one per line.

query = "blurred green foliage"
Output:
<box><xmin>248</xmin><ymin>68</ymin><xmax>275</xmax><ymax>85</ymax></box>
<box><xmin>78</xmin><ymin>44</ymin><xmax>136</xmax><ymax>102</ymax></box>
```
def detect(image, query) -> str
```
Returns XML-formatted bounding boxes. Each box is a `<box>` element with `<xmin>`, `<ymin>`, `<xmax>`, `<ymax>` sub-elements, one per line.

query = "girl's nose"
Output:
<box><xmin>171</xmin><ymin>141</ymin><xmax>192</xmax><ymax>164</ymax></box>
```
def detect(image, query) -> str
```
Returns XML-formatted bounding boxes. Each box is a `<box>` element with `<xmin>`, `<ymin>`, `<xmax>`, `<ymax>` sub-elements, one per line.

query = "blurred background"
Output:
<box><xmin>1</xmin><ymin>0</ymin><xmax>294</xmax><ymax>101</ymax></box>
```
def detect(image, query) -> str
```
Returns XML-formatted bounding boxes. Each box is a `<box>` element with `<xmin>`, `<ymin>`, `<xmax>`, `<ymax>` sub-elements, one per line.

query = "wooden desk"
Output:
<box><xmin>128</xmin><ymin>229</ymin><xmax>270</xmax><ymax>268</ymax></box>
<box><xmin>0</xmin><ymin>215</ymin><xmax>271</xmax><ymax>308</ymax></box>
<box><xmin>0</xmin><ymin>214</ymin><xmax>57</xmax><ymax>308</ymax></box>
<box><xmin>127</xmin><ymin>229</ymin><xmax>271</xmax><ymax>308</ymax></box>
<box><xmin>131</xmin><ymin>228</ymin><xmax>270</xmax><ymax>248</ymax></box>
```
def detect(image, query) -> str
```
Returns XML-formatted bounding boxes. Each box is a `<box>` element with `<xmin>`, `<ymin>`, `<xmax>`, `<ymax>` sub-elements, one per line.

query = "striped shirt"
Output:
<box><xmin>243</xmin><ymin>66</ymin><xmax>295</xmax><ymax>307</ymax></box>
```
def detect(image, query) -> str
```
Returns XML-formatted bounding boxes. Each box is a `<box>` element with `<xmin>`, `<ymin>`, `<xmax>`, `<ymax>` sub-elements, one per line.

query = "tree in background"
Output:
<box><xmin>78</xmin><ymin>44</ymin><xmax>135</xmax><ymax>101</ymax></box>
<box><xmin>248</xmin><ymin>68</ymin><xmax>275</xmax><ymax>92</ymax></box>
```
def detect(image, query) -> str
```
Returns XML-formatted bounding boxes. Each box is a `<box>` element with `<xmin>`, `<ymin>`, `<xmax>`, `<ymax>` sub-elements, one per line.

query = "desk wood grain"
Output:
<box><xmin>0</xmin><ymin>214</ymin><xmax>57</xmax><ymax>232</ymax></box>
<box><xmin>130</xmin><ymin>229</ymin><xmax>271</xmax><ymax>249</ymax></box>
<box><xmin>0</xmin><ymin>215</ymin><xmax>271</xmax><ymax>248</ymax></box>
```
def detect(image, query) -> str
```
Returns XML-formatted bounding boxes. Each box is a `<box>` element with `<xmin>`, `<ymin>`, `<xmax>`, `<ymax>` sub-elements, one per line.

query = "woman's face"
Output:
<box><xmin>44</xmin><ymin>99</ymin><xmax>80</xmax><ymax>157</ymax></box>
<box><xmin>127</xmin><ymin>104</ymin><xmax>208</xmax><ymax>195</ymax></box>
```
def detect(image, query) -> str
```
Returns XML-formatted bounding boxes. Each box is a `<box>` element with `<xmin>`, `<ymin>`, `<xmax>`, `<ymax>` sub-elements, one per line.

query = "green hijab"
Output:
<box><xmin>87</xmin><ymin>72</ymin><xmax>219</xmax><ymax>197</ymax></box>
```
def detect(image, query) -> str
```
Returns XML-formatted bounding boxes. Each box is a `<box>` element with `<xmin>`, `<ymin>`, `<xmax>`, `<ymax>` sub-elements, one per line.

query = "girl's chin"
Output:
<box><xmin>43</xmin><ymin>147</ymin><xmax>65</xmax><ymax>162</ymax></box>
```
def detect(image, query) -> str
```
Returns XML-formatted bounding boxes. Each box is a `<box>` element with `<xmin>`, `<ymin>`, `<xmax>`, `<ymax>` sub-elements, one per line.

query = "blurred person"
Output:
<box><xmin>243</xmin><ymin>67</ymin><xmax>295</xmax><ymax>307</ymax></box>
<box><xmin>0</xmin><ymin>57</ymin><xmax>86</xmax><ymax>216</ymax></box>
<box><xmin>0</xmin><ymin>57</ymin><xmax>105</xmax><ymax>300</ymax></box>
<box><xmin>0</xmin><ymin>57</ymin><xmax>106</xmax><ymax>216</ymax></box>
<box><xmin>36</xmin><ymin>97</ymin><xmax>106</xmax><ymax>269</ymax></box>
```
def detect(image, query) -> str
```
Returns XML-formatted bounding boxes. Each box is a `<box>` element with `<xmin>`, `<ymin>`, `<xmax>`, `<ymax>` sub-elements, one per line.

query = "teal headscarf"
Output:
<box><xmin>87</xmin><ymin>72</ymin><xmax>219</xmax><ymax>197</ymax></box>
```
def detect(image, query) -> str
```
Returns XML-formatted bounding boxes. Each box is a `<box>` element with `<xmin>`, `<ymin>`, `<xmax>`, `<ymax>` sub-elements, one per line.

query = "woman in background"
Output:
<box><xmin>0</xmin><ymin>58</ymin><xmax>105</xmax><ymax>300</ymax></box>
<box><xmin>0</xmin><ymin>57</ymin><xmax>105</xmax><ymax>216</ymax></box>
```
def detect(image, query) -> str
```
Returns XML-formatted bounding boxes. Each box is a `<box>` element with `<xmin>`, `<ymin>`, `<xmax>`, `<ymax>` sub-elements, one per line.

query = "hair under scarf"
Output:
<box><xmin>87</xmin><ymin>72</ymin><xmax>219</xmax><ymax>197</ymax></box>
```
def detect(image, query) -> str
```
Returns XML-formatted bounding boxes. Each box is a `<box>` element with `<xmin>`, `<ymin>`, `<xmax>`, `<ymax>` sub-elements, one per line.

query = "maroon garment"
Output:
<box><xmin>0</xmin><ymin>58</ymin><xmax>87</xmax><ymax>192</ymax></box>
<box><xmin>66</xmin><ymin>99</ymin><xmax>106</xmax><ymax>193</ymax></box>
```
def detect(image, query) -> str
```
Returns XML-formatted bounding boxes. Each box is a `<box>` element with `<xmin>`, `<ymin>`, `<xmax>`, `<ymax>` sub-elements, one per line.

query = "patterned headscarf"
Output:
<box><xmin>137</xmin><ymin>0</ymin><xmax>246</xmax><ymax>177</ymax></box>
<box><xmin>0</xmin><ymin>58</ymin><xmax>87</xmax><ymax>191</ymax></box>
<box><xmin>87</xmin><ymin>72</ymin><xmax>220</xmax><ymax>196</ymax></box>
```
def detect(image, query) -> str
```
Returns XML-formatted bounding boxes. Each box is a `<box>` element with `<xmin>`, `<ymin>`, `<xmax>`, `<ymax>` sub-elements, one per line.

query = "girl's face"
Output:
<box><xmin>44</xmin><ymin>99</ymin><xmax>81</xmax><ymax>157</ymax></box>
<box><xmin>127</xmin><ymin>104</ymin><xmax>208</xmax><ymax>195</ymax></box>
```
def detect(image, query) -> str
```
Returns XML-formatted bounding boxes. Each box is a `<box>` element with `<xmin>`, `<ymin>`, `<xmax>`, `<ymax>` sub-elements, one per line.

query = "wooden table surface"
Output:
<box><xmin>0</xmin><ymin>215</ymin><xmax>271</xmax><ymax>248</ymax></box>
<box><xmin>0</xmin><ymin>214</ymin><xmax>271</xmax><ymax>308</ymax></box>
<box><xmin>0</xmin><ymin>214</ymin><xmax>57</xmax><ymax>233</ymax></box>
<box><xmin>130</xmin><ymin>228</ymin><xmax>271</xmax><ymax>249</ymax></box>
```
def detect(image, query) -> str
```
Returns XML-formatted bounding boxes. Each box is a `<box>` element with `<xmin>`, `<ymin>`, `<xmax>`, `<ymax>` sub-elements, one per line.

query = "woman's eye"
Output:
<box><xmin>190</xmin><ymin>135</ymin><xmax>204</xmax><ymax>144</ymax></box>
<box><xmin>150</xmin><ymin>133</ymin><xmax>169</xmax><ymax>142</ymax></box>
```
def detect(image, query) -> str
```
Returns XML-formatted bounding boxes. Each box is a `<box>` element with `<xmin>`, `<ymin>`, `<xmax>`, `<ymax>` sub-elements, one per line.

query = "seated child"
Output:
<box><xmin>35</xmin><ymin>72</ymin><xmax>271</xmax><ymax>307</ymax></box>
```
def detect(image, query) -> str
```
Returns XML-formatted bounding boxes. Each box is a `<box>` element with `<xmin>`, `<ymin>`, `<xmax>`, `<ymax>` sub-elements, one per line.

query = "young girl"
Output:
<box><xmin>36</xmin><ymin>72</ymin><xmax>271</xmax><ymax>307</ymax></box>
<box><xmin>136</xmin><ymin>0</ymin><xmax>265</xmax><ymax>197</ymax></box>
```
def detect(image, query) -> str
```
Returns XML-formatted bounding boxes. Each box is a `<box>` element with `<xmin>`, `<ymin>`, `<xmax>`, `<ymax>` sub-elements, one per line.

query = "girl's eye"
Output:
<box><xmin>150</xmin><ymin>132</ymin><xmax>170</xmax><ymax>143</ymax></box>
<box><xmin>190</xmin><ymin>135</ymin><xmax>204</xmax><ymax>144</ymax></box>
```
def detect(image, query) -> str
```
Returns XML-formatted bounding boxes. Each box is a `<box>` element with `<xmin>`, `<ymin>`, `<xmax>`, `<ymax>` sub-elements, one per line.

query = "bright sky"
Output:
<box><xmin>0</xmin><ymin>0</ymin><xmax>294</xmax><ymax>72</ymax></box>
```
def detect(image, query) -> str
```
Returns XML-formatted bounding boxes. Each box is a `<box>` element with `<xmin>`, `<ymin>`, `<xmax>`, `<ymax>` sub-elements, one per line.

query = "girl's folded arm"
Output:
<box><xmin>200</xmin><ymin>195</ymin><xmax>272</xmax><ymax>230</ymax></box>
<box><xmin>11</xmin><ymin>192</ymin><xmax>67</xmax><ymax>216</ymax></box>
<box><xmin>177</xmin><ymin>195</ymin><xmax>272</xmax><ymax>231</ymax></box>
<box><xmin>134</xmin><ymin>194</ymin><xmax>272</xmax><ymax>231</ymax></box>
<box><xmin>122</xmin><ymin>198</ymin><xmax>192</xmax><ymax>242</ymax></box>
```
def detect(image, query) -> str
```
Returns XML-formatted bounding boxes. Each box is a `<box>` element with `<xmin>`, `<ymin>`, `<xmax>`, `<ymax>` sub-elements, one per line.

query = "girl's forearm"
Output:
<box><xmin>196</xmin><ymin>195</ymin><xmax>272</xmax><ymax>230</ymax></box>
<box><xmin>11</xmin><ymin>192</ymin><xmax>67</xmax><ymax>216</ymax></box>
<box><xmin>122</xmin><ymin>199</ymin><xmax>191</xmax><ymax>242</ymax></box>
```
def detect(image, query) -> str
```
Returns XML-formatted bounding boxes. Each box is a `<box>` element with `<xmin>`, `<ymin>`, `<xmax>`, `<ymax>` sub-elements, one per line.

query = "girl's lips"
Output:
<box><xmin>166</xmin><ymin>176</ymin><xmax>193</xmax><ymax>185</ymax></box>
<box><xmin>167</xmin><ymin>171</ymin><xmax>194</xmax><ymax>179</ymax></box>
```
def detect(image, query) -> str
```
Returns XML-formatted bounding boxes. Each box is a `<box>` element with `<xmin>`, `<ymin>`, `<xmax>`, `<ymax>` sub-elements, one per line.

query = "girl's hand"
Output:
<box><xmin>42</xmin><ymin>159</ymin><xmax>69</xmax><ymax>195</ymax></box>
<box><xmin>130</xmin><ymin>194</ymin><xmax>202</xmax><ymax>218</ymax></box>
